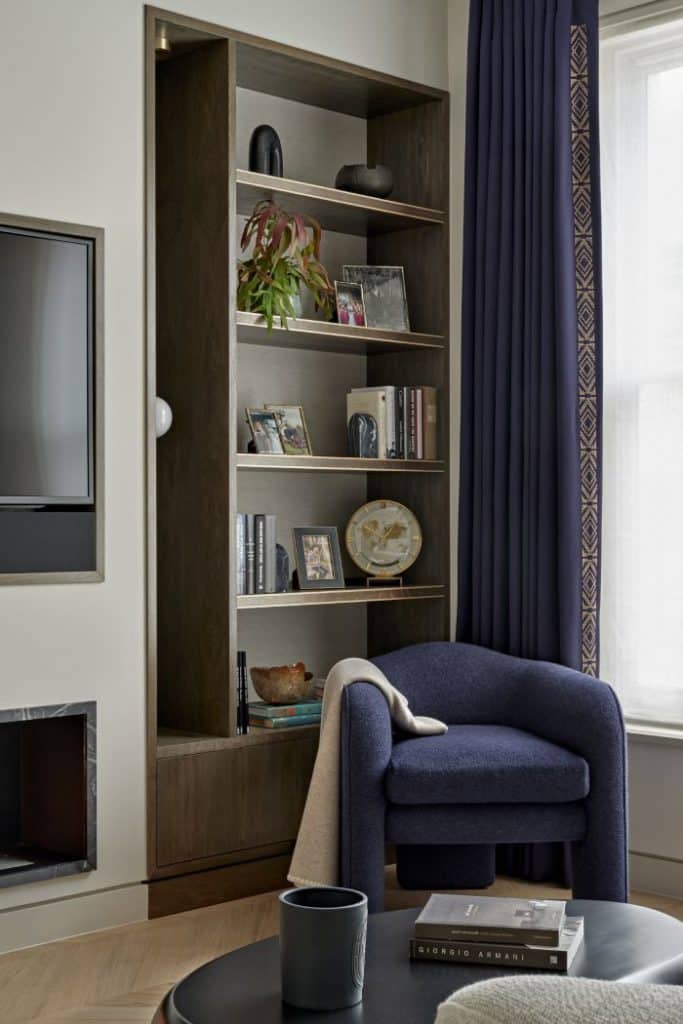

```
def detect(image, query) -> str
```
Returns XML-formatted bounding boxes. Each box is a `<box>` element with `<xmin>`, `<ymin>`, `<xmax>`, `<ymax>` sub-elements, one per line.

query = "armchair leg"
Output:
<box><xmin>396</xmin><ymin>844</ymin><xmax>496</xmax><ymax>890</ymax></box>
<box><xmin>570</xmin><ymin>835</ymin><xmax>629</xmax><ymax>903</ymax></box>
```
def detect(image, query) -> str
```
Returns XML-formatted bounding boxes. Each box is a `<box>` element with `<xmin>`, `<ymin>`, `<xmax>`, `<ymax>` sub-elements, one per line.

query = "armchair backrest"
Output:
<box><xmin>372</xmin><ymin>641</ymin><xmax>523</xmax><ymax>724</ymax></box>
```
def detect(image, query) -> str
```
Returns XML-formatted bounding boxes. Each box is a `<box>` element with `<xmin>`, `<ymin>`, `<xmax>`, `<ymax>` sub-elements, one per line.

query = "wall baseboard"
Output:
<box><xmin>630</xmin><ymin>851</ymin><xmax>683</xmax><ymax>899</ymax></box>
<box><xmin>0</xmin><ymin>883</ymin><xmax>147</xmax><ymax>953</ymax></box>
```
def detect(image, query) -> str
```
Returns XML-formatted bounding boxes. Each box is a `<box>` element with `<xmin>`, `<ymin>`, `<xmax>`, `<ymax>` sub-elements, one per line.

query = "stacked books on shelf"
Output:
<box><xmin>410</xmin><ymin>894</ymin><xmax>584</xmax><ymax>972</ymax></box>
<box><xmin>347</xmin><ymin>385</ymin><xmax>437</xmax><ymax>460</ymax></box>
<box><xmin>248</xmin><ymin>700</ymin><xmax>322</xmax><ymax>729</ymax></box>
<box><xmin>236</xmin><ymin>513</ymin><xmax>276</xmax><ymax>595</ymax></box>
<box><xmin>313</xmin><ymin>676</ymin><xmax>326</xmax><ymax>701</ymax></box>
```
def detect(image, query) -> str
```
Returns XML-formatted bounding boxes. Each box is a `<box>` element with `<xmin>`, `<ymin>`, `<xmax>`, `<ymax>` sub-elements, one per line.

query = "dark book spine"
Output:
<box><xmin>237</xmin><ymin>650</ymin><xmax>249</xmax><ymax>735</ymax></box>
<box><xmin>397</xmin><ymin>387</ymin><xmax>406</xmax><ymax>458</ymax></box>
<box><xmin>245</xmin><ymin>514</ymin><xmax>255</xmax><ymax>594</ymax></box>
<box><xmin>254</xmin><ymin>514</ymin><xmax>266</xmax><ymax>593</ymax></box>
<box><xmin>394</xmin><ymin>386</ymin><xmax>402</xmax><ymax>459</ymax></box>
<box><xmin>415</xmin><ymin>387</ymin><xmax>424</xmax><ymax>459</ymax></box>
<box><xmin>414</xmin><ymin>924</ymin><xmax>560</xmax><ymax>947</ymax></box>
<box><xmin>408</xmin><ymin>387</ymin><xmax>417</xmax><ymax>459</ymax></box>
<box><xmin>409</xmin><ymin>939</ymin><xmax>568</xmax><ymax>970</ymax></box>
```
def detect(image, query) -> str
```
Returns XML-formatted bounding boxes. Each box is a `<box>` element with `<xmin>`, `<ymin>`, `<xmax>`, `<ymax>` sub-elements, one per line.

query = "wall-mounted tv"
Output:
<box><xmin>0</xmin><ymin>224</ymin><xmax>94</xmax><ymax>505</ymax></box>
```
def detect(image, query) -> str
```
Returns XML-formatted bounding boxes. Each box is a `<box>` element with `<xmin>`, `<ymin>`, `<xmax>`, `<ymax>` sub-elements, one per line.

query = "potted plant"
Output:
<box><xmin>237</xmin><ymin>200</ymin><xmax>335</xmax><ymax>330</ymax></box>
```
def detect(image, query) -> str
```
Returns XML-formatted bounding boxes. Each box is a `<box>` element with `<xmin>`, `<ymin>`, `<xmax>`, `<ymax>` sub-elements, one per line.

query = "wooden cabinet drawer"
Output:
<box><xmin>156</xmin><ymin>737</ymin><xmax>317</xmax><ymax>866</ymax></box>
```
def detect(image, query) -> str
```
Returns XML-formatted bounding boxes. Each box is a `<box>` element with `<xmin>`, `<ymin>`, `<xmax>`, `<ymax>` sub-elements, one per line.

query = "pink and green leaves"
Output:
<box><xmin>237</xmin><ymin>200</ymin><xmax>334</xmax><ymax>330</ymax></box>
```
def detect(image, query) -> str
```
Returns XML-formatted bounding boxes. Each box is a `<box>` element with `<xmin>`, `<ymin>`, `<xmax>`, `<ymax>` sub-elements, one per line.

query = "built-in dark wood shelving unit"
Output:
<box><xmin>236</xmin><ymin>453</ymin><xmax>445</xmax><ymax>474</ymax></box>
<box><xmin>236</xmin><ymin>310</ymin><xmax>444</xmax><ymax>355</ymax></box>
<box><xmin>145</xmin><ymin>4</ymin><xmax>449</xmax><ymax>915</ymax></box>
<box><xmin>236</xmin><ymin>169</ymin><xmax>445</xmax><ymax>235</ymax></box>
<box><xmin>157</xmin><ymin>723</ymin><xmax>321</xmax><ymax>758</ymax></box>
<box><xmin>237</xmin><ymin>584</ymin><xmax>445</xmax><ymax>611</ymax></box>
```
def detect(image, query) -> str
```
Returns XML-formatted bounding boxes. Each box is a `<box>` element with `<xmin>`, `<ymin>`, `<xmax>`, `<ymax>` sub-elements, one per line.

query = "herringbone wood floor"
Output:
<box><xmin>3</xmin><ymin>871</ymin><xmax>682</xmax><ymax>1024</ymax></box>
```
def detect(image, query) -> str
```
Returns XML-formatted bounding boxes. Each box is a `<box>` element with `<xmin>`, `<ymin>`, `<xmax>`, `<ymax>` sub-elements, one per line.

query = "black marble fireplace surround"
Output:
<box><xmin>0</xmin><ymin>701</ymin><xmax>96</xmax><ymax>888</ymax></box>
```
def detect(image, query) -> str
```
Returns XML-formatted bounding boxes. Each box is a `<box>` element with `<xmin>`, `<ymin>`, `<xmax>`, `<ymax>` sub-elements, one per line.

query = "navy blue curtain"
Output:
<box><xmin>457</xmin><ymin>0</ymin><xmax>602</xmax><ymax>881</ymax></box>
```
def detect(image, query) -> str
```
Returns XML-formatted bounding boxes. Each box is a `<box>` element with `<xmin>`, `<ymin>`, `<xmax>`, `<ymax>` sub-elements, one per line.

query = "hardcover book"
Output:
<box><xmin>249</xmin><ymin>700</ymin><xmax>322</xmax><ymax>718</ymax></box>
<box><xmin>264</xmin><ymin>513</ymin><xmax>277</xmax><ymax>593</ymax></box>
<box><xmin>410</xmin><ymin>917</ymin><xmax>584</xmax><ymax>972</ymax></box>
<box><xmin>249</xmin><ymin>712</ymin><xmax>322</xmax><ymax>729</ymax></box>
<box><xmin>421</xmin><ymin>386</ymin><xmax>438</xmax><ymax>460</ymax></box>
<box><xmin>236</xmin><ymin>513</ymin><xmax>246</xmax><ymax>595</ymax></box>
<box><xmin>415</xmin><ymin>894</ymin><xmax>566</xmax><ymax>947</ymax></box>
<box><xmin>255</xmin><ymin>514</ymin><xmax>266</xmax><ymax>593</ymax></box>
<box><xmin>245</xmin><ymin>514</ymin><xmax>255</xmax><ymax>594</ymax></box>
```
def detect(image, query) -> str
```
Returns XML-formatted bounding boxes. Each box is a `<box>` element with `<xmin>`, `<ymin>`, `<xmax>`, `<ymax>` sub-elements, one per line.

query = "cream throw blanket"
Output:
<box><xmin>434</xmin><ymin>975</ymin><xmax>683</xmax><ymax>1024</ymax></box>
<box><xmin>288</xmin><ymin>657</ymin><xmax>447</xmax><ymax>889</ymax></box>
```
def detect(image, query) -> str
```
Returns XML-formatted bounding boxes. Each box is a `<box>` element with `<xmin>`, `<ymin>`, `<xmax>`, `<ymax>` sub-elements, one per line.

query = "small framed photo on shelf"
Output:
<box><xmin>266</xmin><ymin>404</ymin><xmax>313</xmax><ymax>455</ymax></box>
<box><xmin>246</xmin><ymin>408</ymin><xmax>284</xmax><ymax>454</ymax></box>
<box><xmin>293</xmin><ymin>526</ymin><xmax>345</xmax><ymax>590</ymax></box>
<box><xmin>334</xmin><ymin>280</ymin><xmax>366</xmax><ymax>327</ymax></box>
<box><xmin>342</xmin><ymin>265</ymin><xmax>410</xmax><ymax>332</ymax></box>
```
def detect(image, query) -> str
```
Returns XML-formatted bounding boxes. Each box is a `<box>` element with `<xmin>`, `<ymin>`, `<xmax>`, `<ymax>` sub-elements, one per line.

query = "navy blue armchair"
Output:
<box><xmin>340</xmin><ymin>642</ymin><xmax>628</xmax><ymax>912</ymax></box>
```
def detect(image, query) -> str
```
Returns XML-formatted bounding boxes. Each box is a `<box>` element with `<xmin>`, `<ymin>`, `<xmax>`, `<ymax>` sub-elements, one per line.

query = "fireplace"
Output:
<box><xmin>0</xmin><ymin>702</ymin><xmax>96</xmax><ymax>888</ymax></box>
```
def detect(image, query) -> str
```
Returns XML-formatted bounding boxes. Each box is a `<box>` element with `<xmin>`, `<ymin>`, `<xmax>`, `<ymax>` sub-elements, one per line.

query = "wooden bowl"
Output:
<box><xmin>250</xmin><ymin>663</ymin><xmax>315</xmax><ymax>705</ymax></box>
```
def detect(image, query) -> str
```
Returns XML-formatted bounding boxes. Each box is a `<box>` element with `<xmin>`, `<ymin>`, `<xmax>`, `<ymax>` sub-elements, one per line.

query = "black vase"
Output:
<box><xmin>279</xmin><ymin>887</ymin><xmax>368</xmax><ymax>1010</ymax></box>
<box><xmin>334</xmin><ymin>163</ymin><xmax>393</xmax><ymax>198</ymax></box>
<box><xmin>249</xmin><ymin>125</ymin><xmax>283</xmax><ymax>177</ymax></box>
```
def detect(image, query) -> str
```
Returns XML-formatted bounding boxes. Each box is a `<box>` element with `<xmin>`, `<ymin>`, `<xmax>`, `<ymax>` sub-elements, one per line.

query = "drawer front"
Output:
<box><xmin>157</xmin><ymin>738</ymin><xmax>317</xmax><ymax>866</ymax></box>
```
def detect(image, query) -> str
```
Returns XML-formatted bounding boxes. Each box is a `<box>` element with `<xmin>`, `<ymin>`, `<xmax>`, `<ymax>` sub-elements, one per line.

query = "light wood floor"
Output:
<box><xmin>3</xmin><ymin>872</ymin><xmax>683</xmax><ymax>1024</ymax></box>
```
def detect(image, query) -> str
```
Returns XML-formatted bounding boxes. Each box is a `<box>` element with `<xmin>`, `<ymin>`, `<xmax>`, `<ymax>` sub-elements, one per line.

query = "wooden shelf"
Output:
<box><xmin>236</xmin><ymin>310</ymin><xmax>444</xmax><ymax>355</ymax></box>
<box><xmin>237</xmin><ymin>584</ymin><xmax>445</xmax><ymax>610</ymax></box>
<box><xmin>236</xmin><ymin>453</ymin><xmax>444</xmax><ymax>473</ymax></box>
<box><xmin>157</xmin><ymin>724</ymin><xmax>320</xmax><ymax>758</ymax></box>
<box><xmin>236</xmin><ymin>169</ymin><xmax>445</xmax><ymax>236</ymax></box>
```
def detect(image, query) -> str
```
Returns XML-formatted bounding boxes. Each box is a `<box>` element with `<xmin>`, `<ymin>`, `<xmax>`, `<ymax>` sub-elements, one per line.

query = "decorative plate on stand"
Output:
<box><xmin>345</xmin><ymin>499</ymin><xmax>422</xmax><ymax>578</ymax></box>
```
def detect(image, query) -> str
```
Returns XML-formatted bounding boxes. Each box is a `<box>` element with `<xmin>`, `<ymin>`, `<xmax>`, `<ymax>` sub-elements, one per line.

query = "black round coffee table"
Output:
<box><xmin>158</xmin><ymin>901</ymin><xmax>683</xmax><ymax>1024</ymax></box>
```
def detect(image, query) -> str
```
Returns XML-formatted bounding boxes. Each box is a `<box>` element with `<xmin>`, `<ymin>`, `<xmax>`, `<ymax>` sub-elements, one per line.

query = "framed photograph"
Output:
<box><xmin>293</xmin><ymin>526</ymin><xmax>345</xmax><ymax>590</ymax></box>
<box><xmin>334</xmin><ymin>280</ymin><xmax>366</xmax><ymax>328</ymax></box>
<box><xmin>342</xmin><ymin>265</ymin><xmax>410</xmax><ymax>332</ymax></box>
<box><xmin>265</xmin><ymin>404</ymin><xmax>313</xmax><ymax>455</ymax></box>
<box><xmin>246</xmin><ymin>408</ymin><xmax>284</xmax><ymax>454</ymax></box>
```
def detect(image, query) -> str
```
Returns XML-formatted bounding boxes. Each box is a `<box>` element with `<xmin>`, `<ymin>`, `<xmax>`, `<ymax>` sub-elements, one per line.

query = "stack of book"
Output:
<box><xmin>236</xmin><ymin>513</ymin><xmax>276</xmax><ymax>595</ymax></box>
<box><xmin>248</xmin><ymin>700</ymin><xmax>322</xmax><ymax>730</ymax></box>
<box><xmin>347</xmin><ymin>385</ymin><xmax>437</xmax><ymax>460</ymax></box>
<box><xmin>410</xmin><ymin>894</ymin><xmax>584</xmax><ymax>972</ymax></box>
<box><xmin>313</xmin><ymin>676</ymin><xmax>326</xmax><ymax>701</ymax></box>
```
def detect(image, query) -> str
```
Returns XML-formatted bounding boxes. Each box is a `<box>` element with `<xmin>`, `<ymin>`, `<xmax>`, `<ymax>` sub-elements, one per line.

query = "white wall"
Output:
<box><xmin>0</xmin><ymin>0</ymin><xmax>448</xmax><ymax>950</ymax></box>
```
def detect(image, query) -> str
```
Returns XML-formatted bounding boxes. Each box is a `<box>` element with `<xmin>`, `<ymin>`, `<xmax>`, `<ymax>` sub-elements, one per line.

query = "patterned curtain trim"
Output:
<box><xmin>570</xmin><ymin>24</ymin><xmax>599</xmax><ymax>677</ymax></box>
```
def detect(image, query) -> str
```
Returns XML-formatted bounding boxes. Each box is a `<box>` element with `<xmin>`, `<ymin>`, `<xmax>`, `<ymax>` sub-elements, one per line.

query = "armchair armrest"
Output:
<box><xmin>340</xmin><ymin>682</ymin><xmax>393</xmax><ymax>911</ymax></box>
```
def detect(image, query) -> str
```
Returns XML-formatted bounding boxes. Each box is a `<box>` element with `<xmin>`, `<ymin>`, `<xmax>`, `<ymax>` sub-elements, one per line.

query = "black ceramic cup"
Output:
<box><xmin>279</xmin><ymin>886</ymin><xmax>368</xmax><ymax>1010</ymax></box>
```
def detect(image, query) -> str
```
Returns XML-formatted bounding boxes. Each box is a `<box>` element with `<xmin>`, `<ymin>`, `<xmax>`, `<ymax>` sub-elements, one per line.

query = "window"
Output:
<box><xmin>600</xmin><ymin>13</ymin><xmax>683</xmax><ymax>724</ymax></box>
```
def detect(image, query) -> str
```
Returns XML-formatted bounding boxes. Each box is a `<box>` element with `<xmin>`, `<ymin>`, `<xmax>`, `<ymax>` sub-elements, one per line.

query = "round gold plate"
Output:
<box><xmin>345</xmin><ymin>499</ymin><xmax>422</xmax><ymax>577</ymax></box>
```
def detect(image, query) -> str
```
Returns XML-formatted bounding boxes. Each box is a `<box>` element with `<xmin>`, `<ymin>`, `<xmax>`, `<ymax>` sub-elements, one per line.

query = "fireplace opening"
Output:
<box><xmin>0</xmin><ymin>702</ymin><xmax>96</xmax><ymax>888</ymax></box>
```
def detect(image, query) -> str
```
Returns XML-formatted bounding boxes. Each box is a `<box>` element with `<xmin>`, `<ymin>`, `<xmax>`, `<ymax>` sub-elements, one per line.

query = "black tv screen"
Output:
<box><xmin>0</xmin><ymin>225</ymin><xmax>94</xmax><ymax>505</ymax></box>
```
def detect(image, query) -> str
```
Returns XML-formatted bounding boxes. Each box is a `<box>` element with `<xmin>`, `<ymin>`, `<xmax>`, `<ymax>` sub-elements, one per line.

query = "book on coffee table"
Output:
<box><xmin>410</xmin><ymin>916</ymin><xmax>584</xmax><ymax>971</ymax></box>
<box><xmin>415</xmin><ymin>894</ymin><xmax>566</xmax><ymax>947</ymax></box>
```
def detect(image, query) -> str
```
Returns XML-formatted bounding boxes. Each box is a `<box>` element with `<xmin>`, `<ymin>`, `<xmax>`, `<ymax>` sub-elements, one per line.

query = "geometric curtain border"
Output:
<box><xmin>571</xmin><ymin>23</ymin><xmax>599</xmax><ymax>676</ymax></box>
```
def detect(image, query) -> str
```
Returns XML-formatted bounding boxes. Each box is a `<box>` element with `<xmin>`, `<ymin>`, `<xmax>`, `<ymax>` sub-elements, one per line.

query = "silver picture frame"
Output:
<box><xmin>342</xmin><ymin>265</ymin><xmax>410</xmax><ymax>332</ymax></box>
